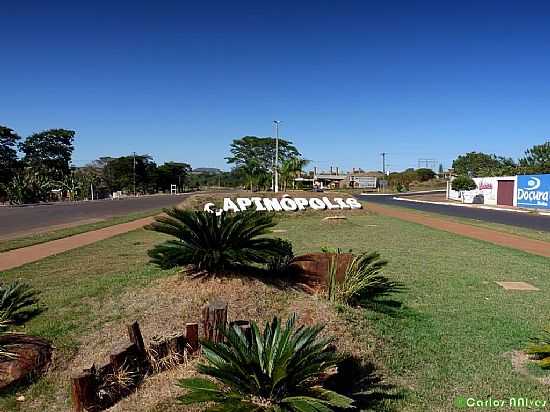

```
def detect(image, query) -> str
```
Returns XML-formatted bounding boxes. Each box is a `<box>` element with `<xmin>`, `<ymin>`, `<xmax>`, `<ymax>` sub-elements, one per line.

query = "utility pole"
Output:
<box><xmin>381</xmin><ymin>152</ymin><xmax>387</xmax><ymax>175</ymax></box>
<box><xmin>273</xmin><ymin>120</ymin><xmax>281</xmax><ymax>193</ymax></box>
<box><xmin>133</xmin><ymin>152</ymin><xmax>136</xmax><ymax>196</ymax></box>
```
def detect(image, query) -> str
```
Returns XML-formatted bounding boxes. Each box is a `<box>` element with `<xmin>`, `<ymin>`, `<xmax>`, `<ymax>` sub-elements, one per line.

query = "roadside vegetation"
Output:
<box><xmin>0</xmin><ymin>196</ymin><xmax>549</xmax><ymax>411</ymax></box>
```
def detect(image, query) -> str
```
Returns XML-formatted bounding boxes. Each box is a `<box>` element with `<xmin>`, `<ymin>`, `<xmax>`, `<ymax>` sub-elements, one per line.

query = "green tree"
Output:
<box><xmin>226</xmin><ymin>136</ymin><xmax>300</xmax><ymax>175</ymax></box>
<box><xmin>451</xmin><ymin>175</ymin><xmax>477</xmax><ymax>203</ymax></box>
<box><xmin>415</xmin><ymin>168</ymin><xmax>436</xmax><ymax>182</ymax></box>
<box><xmin>438</xmin><ymin>163</ymin><xmax>444</xmax><ymax>174</ymax></box>
<box><xmin>452</xmin><ymin>152</ymin><xmax>515</xmax><ymax>177</ymax></box>
<box><xmin>280</xmin><ymin>157</ymin><xmax>310</xmax><ymax>191</ymax></box>
<box><xmin>0</xmin><ymin>126</ymin><xmax>21</xmax><ymax>196</ymax></box>
<box><xmin>156</xmin><ymin>162</ymin><xmax>191</xmax><ymax>192</ymax></box>
<box><xmin>238</xmin><ymin>158</ymin><xmax>264</xmax><ymax>191</ymax></box>
<box><xmin>519</xmin><ymin>142</ymin><xmax>550</xmax><ymax>174</ymax></box>
<box><xmin>102</xmin><ymin>155</ymin><xmax>157</xmax><ymax>194</ymax></box>
<box><xmin>3</xmin><ymin>168</ymin><xmax>52</xmax><ymax>204</ymax></box>
<box><xmin>19</xmin><ymin>129</ymin><xmax>75</xmax><ymax>181</ymax></box>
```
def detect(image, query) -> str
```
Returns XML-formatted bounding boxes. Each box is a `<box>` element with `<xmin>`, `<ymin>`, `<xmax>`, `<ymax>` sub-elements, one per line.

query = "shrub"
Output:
<box><xmin>326</xmin><ymin>252</ymin><xmax>402</xmax><ymax>306</ymax></box>
<box><xmin>265</xmin><ymin>239</ymin><xmax>295</xmax><ymax>278</ymax></box>
<box><xmin>146</xmin><ymin>209</ymin><xmax>292</xmax><ymax>274</ymax></box>
<box><xmin>451</xmin><ymin>175</ymin><xmax>476</xmax><ymax>192</ymax></box>
<box><xmin>0</xmin><ymin>281</ymin><xmax>41</xmax><ymax>360</ymax></box>
<box><xmin>526</xmin><ymin>327</ymin><xmax>550</xmax><ymax>369</ymax></box>
<box><xmin>0</xmin><ymin>281</ymin><xmax>40</xmax><ymax>324</ymax></box>
<box><xmin>177</xmin><ymin>315</ymin><xmax>354</xmax><ymax>411</ymax></box>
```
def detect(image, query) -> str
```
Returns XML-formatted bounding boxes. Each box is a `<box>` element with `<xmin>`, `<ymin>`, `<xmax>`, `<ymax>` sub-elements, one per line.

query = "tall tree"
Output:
<box><xmin>519</xmin><ymin>142</ymin><xmax>550</xmax><ymax>174</ymax></box>
<box><xmin>20</xmin><ymin>129</ymin><xmax>75</xmax><ymax>181</ymax></box>
<box><xmin>280</xmin><ymin>157</ymin><xmax>310</xmax><ymax>190</ymax></box>
<box><xmin>156</xmin><ymin>162</ymin><xmax>192</xmax><ymax>192</ymax></box>
<box><xmin>226</xmin><ymin>136</ymin><xmax>300</xmax><ymax>174</ymax></box>
<box><xmin>452</xmin><ymin>151</ymin><xmax>516</xmax><ymax>177</ymax></box>
<box><xmin>0</xmin><ymin>126</ymin><xmax>20</xmax><ymax>193</ymax></box>
<box><xmin>102</xmin><ymin>155</ymin><xmax>157</xmax><ymax>194</ymax></box>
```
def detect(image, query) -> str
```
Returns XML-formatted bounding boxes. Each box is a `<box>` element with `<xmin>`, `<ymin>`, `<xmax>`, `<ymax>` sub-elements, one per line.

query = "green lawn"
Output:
<box><xmin>1</xmin><ymin>210</ymin><xmax>549</xmax><ymax>411</ymax></box>
<box><xmin>0</xmin><ymin>209</ymin><xmax>163</xmax><ymax>253</ymax></box>
<box><xmin>373</xmin><ymin>202</ymin><xmax>550</xmax><ymax>243</ymax></box>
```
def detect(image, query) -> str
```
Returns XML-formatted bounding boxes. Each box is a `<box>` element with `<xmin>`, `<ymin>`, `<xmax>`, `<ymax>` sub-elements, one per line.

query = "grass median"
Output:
<box><xmin>0</xmin><ymin>207</ymin><xmax>548</xmax><ymax>411</ymax></box>
<box><xmin>0</xmin><ymin>209</ymin><xmax>164</xmax><ymax>253</ymax></box>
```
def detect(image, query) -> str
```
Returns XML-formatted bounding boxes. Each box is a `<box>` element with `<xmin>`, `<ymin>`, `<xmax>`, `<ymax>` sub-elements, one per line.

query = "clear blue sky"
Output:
<box><xmin>2</xmin><ymin>0</ymin><xmax>549</xmax><ymax>172</ymax></box>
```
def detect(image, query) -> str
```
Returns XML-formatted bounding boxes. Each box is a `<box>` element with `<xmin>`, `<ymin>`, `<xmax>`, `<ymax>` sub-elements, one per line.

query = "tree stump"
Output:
<box><xmin>185</xmin><ymin>323</ymin><xmax>199</xmax><ymax>353</ymax></box>
<box><xmin>202</xmin><ymin>301</ymin><xmax>228</xmax><ymax>343</ymax></box>
<box><xmin>127</xmin><ymin>321</ymin><xmax>146</xmax><ymax>359</ymax></box>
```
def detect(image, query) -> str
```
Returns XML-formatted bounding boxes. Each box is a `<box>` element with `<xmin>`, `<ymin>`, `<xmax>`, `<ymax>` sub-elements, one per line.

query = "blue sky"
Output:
<box><xmin>1</xmin><ymin>0</ymin><xmax>549</xmax><ymax>172</ymax></box>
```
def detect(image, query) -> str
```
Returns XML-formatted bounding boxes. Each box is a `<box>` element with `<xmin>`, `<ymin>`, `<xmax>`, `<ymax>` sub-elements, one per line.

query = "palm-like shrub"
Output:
<box><xmin>526</xmin><ymin>327</ymin><xmax>550</xmax><ymax>369</ymax></box>
<box><xmin>177</xmin><ymin>315</ymin><xmax>354</xmax><ymax>411</ymax></box>
<box><xmin>0</xmin><ymin>281</ymin><xmax>40</xmax><ymax>324</ymax></box>
<box><xmin>328</xmin><ymin>252</ymin><xmax>402</xmax><ymax>306</ymax></box>
<box><xmin>146</xmin><ymin>209</ymin><xmax>292</xmax><ymax>273</ymax></box>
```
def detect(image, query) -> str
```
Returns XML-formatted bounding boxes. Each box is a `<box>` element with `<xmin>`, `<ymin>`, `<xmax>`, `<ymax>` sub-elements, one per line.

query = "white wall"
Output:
<box><xmin>447</xmin><ymin>176</ymin><xmax>517</xmax><ymax>205</ymax></box>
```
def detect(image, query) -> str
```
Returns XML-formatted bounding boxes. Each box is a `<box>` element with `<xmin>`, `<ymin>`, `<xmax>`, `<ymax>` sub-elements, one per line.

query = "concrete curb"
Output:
<box><xmin>393</xmin><ymin>196</ymin><xmax>550</xmax><ymax>216</ymax></box>
<box><xmin>360</xmin><ymin>189</ymin><xmax>446</xmax><ymax>196</ymax></box>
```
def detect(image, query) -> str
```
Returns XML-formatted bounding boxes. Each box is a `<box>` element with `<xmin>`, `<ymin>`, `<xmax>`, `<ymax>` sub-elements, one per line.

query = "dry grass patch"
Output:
<box><xmin>56</xmin><ymin>274</ymin><xmax>374</xmax><ymax>412</ymax></box>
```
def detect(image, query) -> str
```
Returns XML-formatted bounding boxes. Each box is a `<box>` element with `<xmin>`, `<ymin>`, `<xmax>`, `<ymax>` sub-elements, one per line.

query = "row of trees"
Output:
<box><xmin>0</xmin><ymin>126</ymin><xmax>309</xmax><ymax>204</ymax></box>
<box><xmin>0</xmin><ymin>125</ymin><xmax>196</xmax><ymax>204</ymax></box>
<box><xmin>452</xmin><ymin>142</ymin><xmax>550</xmax><ymax>177</ymax></box>
<box><xmin>0</xmin><ymin>126</ymin><xmax>77</xmax><ymax>204</ymax></box>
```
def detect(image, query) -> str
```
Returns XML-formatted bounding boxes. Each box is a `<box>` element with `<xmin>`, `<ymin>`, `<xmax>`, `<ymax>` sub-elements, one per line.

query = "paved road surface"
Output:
<box><xmin>358</xmin><ymin>192</ymin><xmax>550</xmax><ymax>232</ymax></box>
<box><xmin>0</xmin><ymin>194</ymin><xmax>190</xmax><ymax>239</ymax></box>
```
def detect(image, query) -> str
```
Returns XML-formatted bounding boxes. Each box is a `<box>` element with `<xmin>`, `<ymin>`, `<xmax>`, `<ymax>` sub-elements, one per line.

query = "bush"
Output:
<box><xmin>526</xmin><ymin>327</ymin><xmax>550</xmax><ymax>369</ymax></box>
<box><xmin>451</xmin><ymin>175</ymin><xmax>476</xmax><ymax>192</ymax></box>
<box><xmin>0</xmin><ymin>281</ymin><xmax>41</xmax><ymax>360</ymax></box>
<box><xmin>327</xmin><ymin>252</ymin><xmax>402</xmax><ymax>306</ymax></box>
<box><xmin>146</xmin><ymin>209</ymin><xmax>292</xmax><ymax>274</ymax></box>
<box><xmin>0</xmin><ymin>281</ymin><xmax>40</xmax><ymax>324</ymax></box>
<box><xmin>177</xmin><ymin>315</ymin><xmax>354</xmax><ymax>411</ymax></box>
<box><xmin>265</xmin><ymin>239</ymin><xmax>295</xmax><ymax>278</ymax></box>
<box><xmin>415</xmin><ymin>168</ymin><xmax>436</xmax><ymax>182</ymax></box>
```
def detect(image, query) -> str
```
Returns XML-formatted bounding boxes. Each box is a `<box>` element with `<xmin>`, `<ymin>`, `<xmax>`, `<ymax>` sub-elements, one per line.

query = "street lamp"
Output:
<box><xmin>273</xmin><ymin>120</ymin><xmax>281</xmax><ymax>193</ymax></box>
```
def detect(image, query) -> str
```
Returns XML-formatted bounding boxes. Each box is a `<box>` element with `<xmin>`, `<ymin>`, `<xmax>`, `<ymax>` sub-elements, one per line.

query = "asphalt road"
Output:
<box><xmin>358</xmin><ymin>192</ymin><xmax>550</xmax><ymax>232</ymax></box>
<box><xmin>0</xmin><ymin>194</ymin><xmax>191</xmax><ymax>239</ymax></box>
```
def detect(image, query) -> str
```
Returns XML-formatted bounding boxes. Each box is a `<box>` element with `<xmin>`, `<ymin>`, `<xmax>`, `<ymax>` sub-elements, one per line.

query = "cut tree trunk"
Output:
<box><xmin>202</xmin><ymin>301</ymin><xmax>228</xmax><ymax>343</ymax></box>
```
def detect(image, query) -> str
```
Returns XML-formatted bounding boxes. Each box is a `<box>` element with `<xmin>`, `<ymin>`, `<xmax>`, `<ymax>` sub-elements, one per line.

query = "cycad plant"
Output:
<box><xmin>526</xmin><ymin>326</ymin><xmax>550</xmax><ymax>369</ymax></box>
<box><xmin>0</xmin><ymin>281</ymin><xmax>41</xmax><ymax>360</ymax></box>
<box><xmin>146</xmin><ymin>209</ymin><xmax>292</xmax><ymax>273</ymax></box>
<box><xmin>177</xmin><ymin>315</ymin><xmax>354</xmax><ymax>411</ymax></box>
<box><xmin>0</xmin><ymin>281</ymin><xmax>40</xmax><ymax>324</ymax></box>
<box><xmin>327</xmin><ymin>251</ymin><xmax>402</xmax><ymax>306</ymax></box>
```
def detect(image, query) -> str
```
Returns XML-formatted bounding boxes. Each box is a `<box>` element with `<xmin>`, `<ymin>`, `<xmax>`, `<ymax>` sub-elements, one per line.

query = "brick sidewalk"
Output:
<box><xmin>0</xmin><ymin>217</ymin><xmax>155</xmax><ymax>272</ymax></box>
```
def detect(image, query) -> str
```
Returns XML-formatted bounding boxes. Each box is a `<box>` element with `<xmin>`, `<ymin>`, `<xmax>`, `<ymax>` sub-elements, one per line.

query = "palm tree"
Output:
<box><xmin>240</xmin><ymin>159</ymin><xmax>262</xmax><ymax>191</ymax></box>
<box><xmin>280</xmin><ymin>157</ymin><xmax>310</xmax><ymax>191</ymax></box>
<box><xmin>146</xmin><ymin>209</ymin><xmax>292</xmax><ymax>274</ymax></box>
<box><xmin>177</xmin><ymin>315</ymin><xmax>355</xmax><ymax>411</ymax></box>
